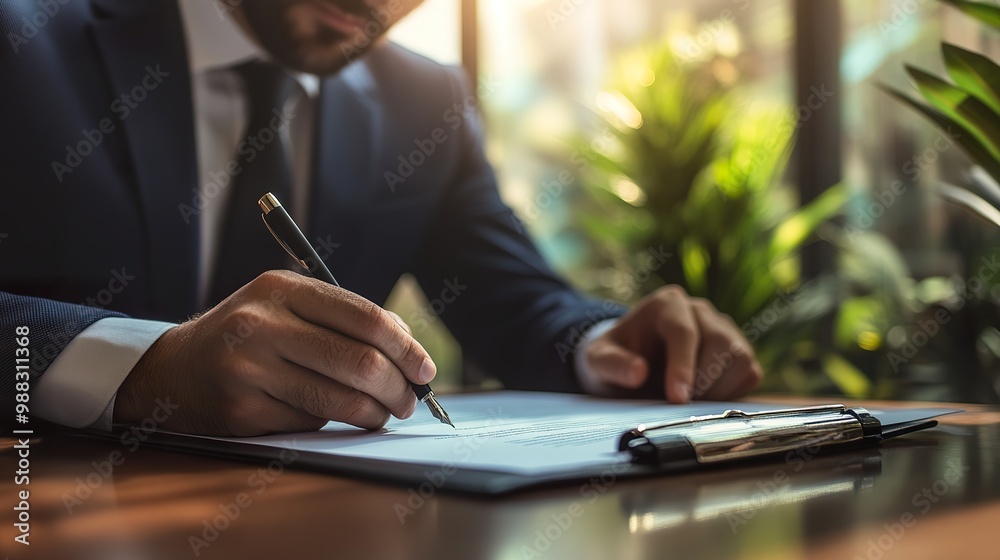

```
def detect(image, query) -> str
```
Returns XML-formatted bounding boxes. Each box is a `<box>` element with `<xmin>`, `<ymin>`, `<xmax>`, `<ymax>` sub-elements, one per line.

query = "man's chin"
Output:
<box><xmin>272</xmin><ymin>42</ymin><xmax>372</xmax><ymax>76</ymax></box>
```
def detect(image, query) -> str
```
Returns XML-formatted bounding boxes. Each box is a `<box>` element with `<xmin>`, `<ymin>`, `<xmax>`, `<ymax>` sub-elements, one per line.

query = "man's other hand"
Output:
<box><xmin>113</xmin><ymin>270</ymin><xmax>436</xmax><ymax>436</ymax></box>
<box><xmin>580</xmin><ymin>285</ymin><xmax>762</xmax><ymax>403</ymax></box>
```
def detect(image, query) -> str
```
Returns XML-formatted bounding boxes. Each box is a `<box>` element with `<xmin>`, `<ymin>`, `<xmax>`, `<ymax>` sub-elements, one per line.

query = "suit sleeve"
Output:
<box><xmin>411</xmin><ymin>69</ymin><xmax>628</xmax><ymax>393</ymax></box>
<box><xmin>0</xmin><ymin>291</ymin><xmax>126</xmax><ymax>431</ymax></box>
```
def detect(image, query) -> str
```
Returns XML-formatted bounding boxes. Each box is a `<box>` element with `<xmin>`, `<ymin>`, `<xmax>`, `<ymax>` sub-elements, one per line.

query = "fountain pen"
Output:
<box><xmin>257</xmin><ymin>192</ymin><xmax>455</xmax><ymax>428</ymax></box>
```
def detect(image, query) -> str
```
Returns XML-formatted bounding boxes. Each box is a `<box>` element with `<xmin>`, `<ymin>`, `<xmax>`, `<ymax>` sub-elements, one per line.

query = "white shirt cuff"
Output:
<box><xmin>573</xmin><ymin>318</ymin><xmax>619</xmax><ymax>383</ymax></box>
<box><xmin>32</xmin><ymin>317</ymin><xmax>177</xmax><ymax>430</ymax></box>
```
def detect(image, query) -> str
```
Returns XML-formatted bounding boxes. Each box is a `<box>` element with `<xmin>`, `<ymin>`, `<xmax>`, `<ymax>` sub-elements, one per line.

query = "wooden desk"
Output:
<box><xmin>3</xmin><ymin>399</ymin><xmax>999</xmax><ymax>560</ymax></box>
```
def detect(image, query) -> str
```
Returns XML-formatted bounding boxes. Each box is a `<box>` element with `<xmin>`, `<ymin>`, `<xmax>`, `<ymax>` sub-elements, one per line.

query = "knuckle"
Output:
<box><xmin>665</xmin><ymin>319</ymin><xmax>697</xmax><ymax>339</ymax></box>
<box><xmin>386</xmin><ymin>311</ymin><xmax>411</xmax><ymax>335</ymax></box>
<box><xmin>229</xmin><ymin>303</ymin><xmax>268</xmax><ymax>328</ymax></box>
<box><xmin>659</xmin><ymin>284</ymin><xmax>687</xmax><ymax>299</ymax></box>
<box><xmin>221</xmin><ymin>394</ymin><xmax>268</xmax><ymax>436</ymax></box>
<box><xmin>357</xmin><ymin>299</ymin><xmax>391</xmax><ymax>337</ymax></box>
<box><xmin>340</xmin><ymin>390</ymin><xmax>385</xmax><ymax>428</ymax></box>
<box><xmin>291</xmin><ymin>380</ymin><xmax>333</xmax><ymax>416</ymax></box>
<box><xmin>255</xmin><ymin>269</ymin><xmax>293</xmax><ymax>290</ymax></box>
<box><xmin>690</xmin><ymin>297</ymin><xmax>715</xmax><ymax>313</ymax></box>
<box><xmin>313</xmin><ymin>331</ymin><xmax>345</xmax><ymax>375</ymax></box>
<box><xmin>353</xmin><ymin>347</ymin><xmax>389</xmax><ymax>387</ymax></box>
<box><xmin>704</xmin><ymin>323</ymin><xmax>732</xmax><ymax>344</ymax></box>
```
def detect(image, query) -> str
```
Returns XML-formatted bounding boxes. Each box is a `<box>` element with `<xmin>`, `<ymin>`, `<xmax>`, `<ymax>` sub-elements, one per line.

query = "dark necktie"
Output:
<box><xmin>209</xmin><ymin>60</ymin><xmax>297</xmax><ymax>306</ymax></box>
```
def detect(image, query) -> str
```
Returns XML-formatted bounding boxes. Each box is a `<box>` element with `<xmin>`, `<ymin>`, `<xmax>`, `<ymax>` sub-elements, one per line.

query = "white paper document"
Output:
<box><xmin>194</xmin><ymin>392</ymin><xmax>953</xmax><ymax>476</ymax></box>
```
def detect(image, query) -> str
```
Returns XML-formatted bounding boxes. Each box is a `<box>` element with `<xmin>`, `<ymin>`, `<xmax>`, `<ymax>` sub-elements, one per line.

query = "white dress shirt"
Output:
<box><xmin>32</xmin><ymin>0</ymin><xmax>614</xmax><ymax>430</ymax></box>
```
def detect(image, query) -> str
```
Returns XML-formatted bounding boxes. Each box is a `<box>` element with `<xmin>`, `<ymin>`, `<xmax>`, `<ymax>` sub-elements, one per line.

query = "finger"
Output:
<box><xmin>262</xmin><ymin>359</ymin><xmax>396</xmax><ymax>430</ymax></box>
<box><xmin>688</xmin><ymin>303</ymin><xmax>760</xmax><ymax>400</ymax></box>
<box><xmin>222</xmin><ymin>393</ymin><xmax>330</xmax><ymax>437</ymax></box>
<box><xmin>584</xmin><ymin>337</ymin><xmax>648</xmax><ymax>390</ymax></box>
<box><xmin>700</xmin><ymin>345</ymin><xmax>762</xmax><ymax>400</ymax></box>
<box><xmin>654</xmin><ymin>292</ymin><xmax>699</xmax><ymax>404</ymax></box>
<box><xmin>689</xmin><ymin>311</ymin><xmax>738</xmax><ymax>398</ymax></box>
<box><xmin>386</xmin><ymin>311</ymin><xmax>412</xmax><ymax>335</ymax></box>
<box><xmin>254</xmin><ymin>396</ymin><xmax>332</xmax><ymax>435</ymax></box>
<box><xmin>269</xmin><ymin>272</ymin><xmax>435</xmax><ymax>384</ymax></box>
<box><xmin>272</xmin><ymin>318</ymin><xmax>418</xmax><ymax>420</ymax></box>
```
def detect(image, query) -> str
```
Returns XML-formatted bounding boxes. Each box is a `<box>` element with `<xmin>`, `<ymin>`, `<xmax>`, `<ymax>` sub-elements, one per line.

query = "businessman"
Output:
<box><xmin>0</xmin><ymin>0</ymin><xmax>762</xmax><ymax>436</ymax></box>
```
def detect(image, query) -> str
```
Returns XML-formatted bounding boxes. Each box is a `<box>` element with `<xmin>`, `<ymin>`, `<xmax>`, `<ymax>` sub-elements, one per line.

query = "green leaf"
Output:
<box><xmin>881</xmin><ymin>85</ymin><xmax>1000</xmax><ymax>187</ymax></box>
<box><xmin>940</xmin><ymin>0</ymin><xmax>1000</xmax><ymax>30</ymax></box>
<box><xmin>770</xmin><ymin>184</ymin><xmax>847</xmax><ymax>257</ymax></box>
<box><xmin>822</xmin><ymin>353</ymin><xmax>872</xmax><ymax>398</ymax></box>
<box><xmin>942</xmin><ymin>43</ymin><xmax>1000</xmax><ymax>114</ymax></box>
<box><xmin>906</xmin><ymin>65</ymin><xmax>1000</xmax><ymax>161</ymax></box>
<box><xmin>680</xmin><ymin>238</ymin><xmax>709</xmax><ymax>295</ymax></box>
<box><xmin>939</xmin><ymin>182</ymin><xmax>1000</xmax><ymax>228</ymax></box>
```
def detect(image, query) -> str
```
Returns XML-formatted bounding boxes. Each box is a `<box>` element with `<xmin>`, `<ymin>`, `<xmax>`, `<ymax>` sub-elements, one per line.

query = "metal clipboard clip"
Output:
<box><xmin>618</xmin><ymin>404</ymin><xmax>884</xmax><ymax>466</ymax></box>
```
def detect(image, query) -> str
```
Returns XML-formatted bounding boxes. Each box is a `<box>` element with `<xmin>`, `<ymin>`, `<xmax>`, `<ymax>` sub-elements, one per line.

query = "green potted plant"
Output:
<box><xmin>569</xmin><ymin>32</ymin><xmax>912</xmax><ymax>396</ymax></box>
<box><xmin>881</xmin><ymin>0</ymin><xmax>1000</xmax><ymax>402</ymax></box>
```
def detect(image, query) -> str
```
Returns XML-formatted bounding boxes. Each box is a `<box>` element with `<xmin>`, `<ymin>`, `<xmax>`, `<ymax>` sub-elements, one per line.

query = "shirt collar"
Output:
<box><xmin>177</xmin><ymin>0</ymin><xmax>320</xmax><ymax>98</ymax></box>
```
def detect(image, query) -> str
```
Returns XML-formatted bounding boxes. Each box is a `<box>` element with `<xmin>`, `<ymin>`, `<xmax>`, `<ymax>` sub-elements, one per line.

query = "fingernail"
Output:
<box><xmin>418</xmin><ymin>359</ymin><xmax>437</xmax><ymax>384</ymax></box>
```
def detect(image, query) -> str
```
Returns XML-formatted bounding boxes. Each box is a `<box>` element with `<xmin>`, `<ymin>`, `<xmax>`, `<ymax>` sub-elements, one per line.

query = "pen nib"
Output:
<box><xmin>425</xmin><ymin>395</ymin><xmax>455</xmax><ymax>428</ymax></box>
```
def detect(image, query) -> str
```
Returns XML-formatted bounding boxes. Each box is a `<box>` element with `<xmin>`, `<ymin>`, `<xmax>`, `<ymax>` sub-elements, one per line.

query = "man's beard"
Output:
<box><xmin>240</xmin><ymin>0</ymin><xmax>381</xmax><ymax>76</ymax></box>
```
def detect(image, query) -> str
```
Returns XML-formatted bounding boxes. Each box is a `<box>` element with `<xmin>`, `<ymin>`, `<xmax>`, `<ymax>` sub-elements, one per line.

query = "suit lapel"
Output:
<box><xmin>89</xmin><ymin>0</ymin><xmax>199</xmax><ymax>319</ymax></box>
<box><xmin>310</xmin><ymin>60</ymin><xmax>385</xmax><ymax>286</ymax></box>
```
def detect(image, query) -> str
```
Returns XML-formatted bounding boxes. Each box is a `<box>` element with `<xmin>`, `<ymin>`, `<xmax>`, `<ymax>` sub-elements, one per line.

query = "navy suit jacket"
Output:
<box><xmin>0</xmin><ymin>0</ymin><xmax>624</xmax><ymax>429</ymax></box>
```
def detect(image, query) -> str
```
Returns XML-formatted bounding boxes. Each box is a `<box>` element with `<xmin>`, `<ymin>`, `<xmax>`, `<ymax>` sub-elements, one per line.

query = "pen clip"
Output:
<box><xmin>261</xmin><ymin>213</ymin><xmax>310</xmax><ymax>270</ymax></box>
<box><xmin>633</xmin><ymin>404</ymin><xmax>850</xmax><ymax>436</ymax></box>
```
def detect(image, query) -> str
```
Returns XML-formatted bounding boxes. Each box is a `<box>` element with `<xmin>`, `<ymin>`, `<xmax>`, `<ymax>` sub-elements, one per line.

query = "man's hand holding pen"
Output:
<box><xmin>113</xmin><ymin>270</ymin><xmax>437</xmax><ymax>436</ymax></box>
<box><xmin>114</xmin><ymin>190</ymin><xmax>758</xmax><ymax>438</ymax></box>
